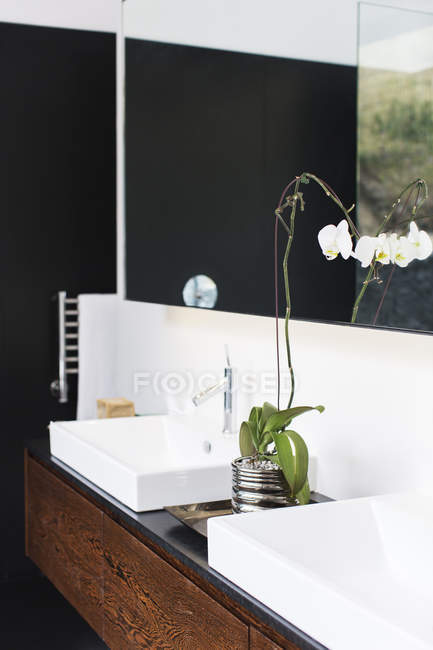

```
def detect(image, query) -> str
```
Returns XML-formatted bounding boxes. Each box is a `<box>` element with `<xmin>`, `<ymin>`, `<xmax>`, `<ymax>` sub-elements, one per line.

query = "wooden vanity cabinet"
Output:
<box><xmin>25</xmin><ymin>453</ymin><xmax>301</xmax><ymax>650</ymax></box>
<box><xmin>103</xmin><ymin>516</ymin><xmax>248</xmax><ymax>649</ymax></box>
<box><xmin>25</xmin><ymin>455</ymin><xmax>104</xmax><ymax>636</ymax></box>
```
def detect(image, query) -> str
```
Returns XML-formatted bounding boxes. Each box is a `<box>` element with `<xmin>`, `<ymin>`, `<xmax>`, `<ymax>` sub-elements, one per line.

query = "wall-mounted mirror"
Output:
<box><xmin>122</xmin><ymin>0</ymin><xmax>433</xmax><ymax>334</ymax></box>
<box><xmin>357</xmin><ymin>2</ymin><xmax>433</xmax><ymax>331</ymax></box>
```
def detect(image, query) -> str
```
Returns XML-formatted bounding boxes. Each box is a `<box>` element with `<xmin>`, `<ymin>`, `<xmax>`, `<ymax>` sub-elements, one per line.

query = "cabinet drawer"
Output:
<box><xmin>26</xmin><ymin>457</ymin><xmax>104</xmax><ymax>636</ymax></box>
<box><xmin>103</xmin><ymin>516</ymin><xmax>249</xmax><ymax>649</ymax></box>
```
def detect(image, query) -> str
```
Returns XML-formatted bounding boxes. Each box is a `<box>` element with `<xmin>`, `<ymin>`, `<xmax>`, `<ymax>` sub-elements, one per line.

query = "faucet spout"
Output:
<box><xmin>191</xmin><ymin>346</ymin><xmax>235</xmax><ymax>435</ymax></box>
<box><xmin>192</xmin><ymin>376</ymin><xmax>227</xmax><ymax>406</ymax></box>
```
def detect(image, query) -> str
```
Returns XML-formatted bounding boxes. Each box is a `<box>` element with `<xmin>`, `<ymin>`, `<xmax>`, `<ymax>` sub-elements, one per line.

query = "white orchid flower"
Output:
<box><xmin>389</xmin><ymin>234</ymin><xmax>414</xmax><ymax>268</ymax></box>
<box><xmin>374</xmin><ymin>233</ymin><xmax>391</xmax><ymax>265</ymax></box>
<box><xmin>353</xmin><ymin>235</ymin><xmax>378</xmax><ymax>267</ymax></box>
<box><xmin>408</xmin><ymin>221</ymin><xmax>433</xmax><ymax>260</ymax></box>
<box><xmin>318</xmin><ymin>219</ymin><xmax>353</xmax><ymax>260</ymax></box>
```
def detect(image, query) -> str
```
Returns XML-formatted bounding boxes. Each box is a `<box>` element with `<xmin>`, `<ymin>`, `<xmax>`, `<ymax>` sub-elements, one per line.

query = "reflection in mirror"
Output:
<box><xmin>358</xmin><ymin>3</ymin><xmax>433</xmax><ymax>331</ymax></box>
<box><xmin>123</xmin><ymin>31</ymin><xmax>356</xmax><ymax>321</ymax></box>
<box><xmin>183</xmin><ymin>275</ymin><xmax>218</xmax><ymax>309</ymax></box>
<box><xmin>123</xmin><ymin>0</ymin><xmax>433</xmax><ymax>334</ymax></box>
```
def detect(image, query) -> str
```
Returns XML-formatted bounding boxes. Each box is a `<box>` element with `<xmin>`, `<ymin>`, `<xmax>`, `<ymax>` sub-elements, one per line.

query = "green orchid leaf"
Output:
<box><xmin>271</xmin><ymin>432</ymin><xmax>295</xmax><ymax>493</ymax></box>
<box><xmin>247</xmin><ymin>406</ymin><xmax>262</xmax><ymax>450</ymax></box>
<box><xmin>272</xmin><ymin>430</ymin><xmax>309</xmax><ymax>497</ymax></box>
<box><xmin>257</xmin><ymin>431</ymin><xmax>273</xmax><ymax>454</ymax></box>
<box><xmin>263</xmin><ymin>405</ymin><xmax>325</xmax><ymax>433</ymax></box>
<box><xmin>249</xmin><ymin>406</ymin><xmax>262</xmax><ymax>427</ymax></box>
<box><xmin>286</xmin><ymin>430</ymin><xmax>309</xmax><ymax>495</ymax></box>
<box><xmin>259</xmin><ymin>402</ymin><xmax>278</xmax><ymax>433</ymax></box>
<box><xmin>296</xmin><ymin>477</ymin><xmax>310</xmax><ymax>505</ymax></box>
<box><xmin>239</xmin><ymin>421</ymin><xmax>257</xmax><ymax>456</ymax></box>
<box><xmin>248</xmin><ymin>407</ymin><xmax>261</xmax><ymax>435</ymax></box>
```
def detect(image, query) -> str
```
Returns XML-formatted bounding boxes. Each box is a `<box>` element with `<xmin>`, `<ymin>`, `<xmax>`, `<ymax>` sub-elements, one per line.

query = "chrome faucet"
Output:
<box><xmin>192</xmin><ymin>345</ymin><xmax>234</xmax><ymax>435</ymax></box>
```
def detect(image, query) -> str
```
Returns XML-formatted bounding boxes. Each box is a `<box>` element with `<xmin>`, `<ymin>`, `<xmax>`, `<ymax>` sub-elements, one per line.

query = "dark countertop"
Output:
<box><xmin>27</xmin><ymin>437</ymin><xmax>328</xmax><ymax>650</ymax></box>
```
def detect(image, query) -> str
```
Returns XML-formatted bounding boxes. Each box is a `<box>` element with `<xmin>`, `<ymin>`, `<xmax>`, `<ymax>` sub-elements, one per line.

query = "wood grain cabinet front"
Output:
<box><xmin>25</xmin><ymin>456</ymin><xmax>104</xmax><ymax>636</ymax></box>
<box><xmin>25</xmin><ymin>455</ymin><xmax>302</xmax><ymax>650</ymax></box>
<box><xmin>102</xmin><ymin>516</ymin><xmax>249</xmax><ymax>649</ymax></box>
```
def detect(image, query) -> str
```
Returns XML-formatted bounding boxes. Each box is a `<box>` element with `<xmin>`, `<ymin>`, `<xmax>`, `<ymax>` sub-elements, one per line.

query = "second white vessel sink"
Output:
<box><xmin>208</xmin><ymin>492</ymin><xmax>433</xmax><ymax>650</ymax></box>
<box><xmin>49</xmin><ymin>414</ymin><xmax>239</xmax><ymax>512</ymax></box>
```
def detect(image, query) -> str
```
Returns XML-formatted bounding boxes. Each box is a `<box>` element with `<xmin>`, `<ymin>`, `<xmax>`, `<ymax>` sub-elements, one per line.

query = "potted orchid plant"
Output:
<box><xmin>233</xmin><ymin>173</ymin><xmax>432</xmax><ymax>514</ymax></box>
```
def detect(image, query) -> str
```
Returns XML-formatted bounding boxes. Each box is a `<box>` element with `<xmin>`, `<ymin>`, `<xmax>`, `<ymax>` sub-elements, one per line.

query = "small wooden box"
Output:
<box><xmin>97</xmin><ymin>397</ymin><xmax>135</xmax><ymax>419</ymax></box>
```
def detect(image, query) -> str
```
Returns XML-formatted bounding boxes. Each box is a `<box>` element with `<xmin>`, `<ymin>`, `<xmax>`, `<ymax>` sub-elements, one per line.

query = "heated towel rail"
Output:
<box><xmin>50</xmin><ymin>291</ymin><xmax>79</xmax><ymax>403</ymax></box>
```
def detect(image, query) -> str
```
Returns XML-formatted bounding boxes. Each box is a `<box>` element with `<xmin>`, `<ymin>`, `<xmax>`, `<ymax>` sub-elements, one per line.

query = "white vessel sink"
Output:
<box><xmin>208</xmin><ymin>492</ymin><xmax>433</xmax><ymax>650</ymax></box>
<box><xmin>49</xmin><ymin>414</ymin><xmax>239</xmax><ymax>512</ymax></box>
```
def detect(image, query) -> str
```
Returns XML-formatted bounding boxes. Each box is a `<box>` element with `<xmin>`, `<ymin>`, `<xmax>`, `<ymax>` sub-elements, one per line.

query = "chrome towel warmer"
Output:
<box><xmin>50</xmin><ymin>291</ymin><xmax>79</xmax><ymax>403</ymax></box>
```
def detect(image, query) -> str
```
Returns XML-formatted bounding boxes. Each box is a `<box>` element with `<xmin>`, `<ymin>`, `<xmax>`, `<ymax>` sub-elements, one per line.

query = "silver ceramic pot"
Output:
<box><xmin>231</xmin><ymin>456</ymin><xmax>298</xmax><ymax>514</ymax></box>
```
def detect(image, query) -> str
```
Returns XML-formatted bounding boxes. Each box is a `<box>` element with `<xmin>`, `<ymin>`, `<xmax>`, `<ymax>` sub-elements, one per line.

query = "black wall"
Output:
<box><xmin>125</xmin><ymin>41</ymin><xmax>357</xmax><ymax>322</ymax></box>
<box><xmin>0</xmin><ymin>23</ymin><xmax>116</xmax><ymax>581</ymax></box>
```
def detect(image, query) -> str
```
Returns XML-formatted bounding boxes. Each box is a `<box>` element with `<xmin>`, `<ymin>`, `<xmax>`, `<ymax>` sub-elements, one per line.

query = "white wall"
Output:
<box><xmin>78</xmin><ymin>297</ymin><xmax>433</xmax><ymax>501</ymax></box>
<box><xmin>0</xmin><ymin>0</ymin><xmax>119</xmax><ymax>32</ymax></box>
<box><xmin>123</xmin><ymin>0</ymin><xmax>358</xmax><ymax>66</ymax></box>
<box><xmin>123</xmin><ymin>0</ymin><xmax>433</xmax><ymax>66</ymax></box>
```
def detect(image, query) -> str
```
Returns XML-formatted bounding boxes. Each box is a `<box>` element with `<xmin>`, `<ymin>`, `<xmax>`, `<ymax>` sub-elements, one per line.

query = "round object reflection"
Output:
<box><xmin>182</xmin><ymin>275</ymin><xmax>218</xmax><ymax>309</ymax></box>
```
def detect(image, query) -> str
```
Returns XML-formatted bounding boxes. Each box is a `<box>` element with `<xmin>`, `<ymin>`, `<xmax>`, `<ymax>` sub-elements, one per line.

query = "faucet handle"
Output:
<box><xmin>224</xmin><ymin>343</ymin><xmax>231</xmax><ymax>368</ymax></box>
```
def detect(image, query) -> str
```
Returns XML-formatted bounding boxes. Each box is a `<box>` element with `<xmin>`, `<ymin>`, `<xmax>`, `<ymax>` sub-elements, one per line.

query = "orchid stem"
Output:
<box><xmin>303</xmin><ymin>173</ymin><xmax>360</xmax><ymax>239</ymax></box>
<box><xmin>283</xmin><ymin>177</ymin><xmax>301</xmax><ymax>409</ymax></box>
<box><xmin>351</xmin><ymin>264</ymin><xmax>374</xmax><ymax>323</ymax></box>
<box><xmin>276</xmin><ymin>172</ymin><xmax>357</xmax><ymax>409</ymax></box>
